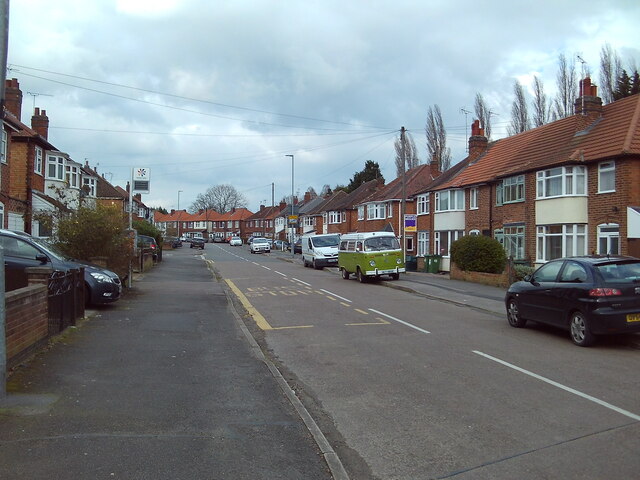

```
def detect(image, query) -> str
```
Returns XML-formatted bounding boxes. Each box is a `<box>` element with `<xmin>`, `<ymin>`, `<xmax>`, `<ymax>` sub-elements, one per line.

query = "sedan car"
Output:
<box><xmin>505</xmin><ymin>256</ymin><xmax>640</xmax><ymax>346</ymax></box>
<box><xmin>229</xmin><ymin>236</ymin><xmax>242</xmax><ymax>246</ymax></box>
<box><xmin>250</xmin><ymin>237</ymin><xmax>271</xmax><ymax>254</ymax></box>
<box><xmin>272</xmin><ymin>239</ymin><xmax>290</xmax><ymax>251</ymax></box>
<box><xmin>1</xmin><ymin>230</ymin><xmax>122</xmax><ymax>306</ymax></box>
<box><xmin>190</xmin><ymin>237</ymin><xmax>205</xmax><ymax>249</ymax></box>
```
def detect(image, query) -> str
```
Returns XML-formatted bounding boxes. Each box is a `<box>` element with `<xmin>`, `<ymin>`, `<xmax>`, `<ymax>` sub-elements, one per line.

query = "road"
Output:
<box><xmin>206</xmin><ymin>242</ymin><xmax>640</xmax><ymax>480</ymax></box>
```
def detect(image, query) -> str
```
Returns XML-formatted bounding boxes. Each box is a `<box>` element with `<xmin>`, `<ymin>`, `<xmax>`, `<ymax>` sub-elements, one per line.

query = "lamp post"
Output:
<box><xmin>177</xmin><ymin>190</ymin><xmax>183</xmax><ymax>238</ymax></box>
<box><xmin>285</xmin><ymin>154</ymin><xmax>294</xmax><ymax>258</ymax></box>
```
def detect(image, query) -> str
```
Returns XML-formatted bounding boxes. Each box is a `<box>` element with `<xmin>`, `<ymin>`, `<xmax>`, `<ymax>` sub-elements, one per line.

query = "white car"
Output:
<box><xmin>250</xmin><ymin>237</ymin><xmax>270</xmax><ymax>254</ymax></box>
<box><xmin>229</xmin><ymin>236</ymin><xmax>242</xmax><ymax>246</ymax></box>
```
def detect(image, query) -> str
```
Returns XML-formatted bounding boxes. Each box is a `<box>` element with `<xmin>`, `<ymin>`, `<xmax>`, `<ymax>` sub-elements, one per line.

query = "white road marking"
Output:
<box><xmin>274</xmin><ymin>271</ymin><xmax>287</xmax><ymax>277</ymax></box>
<box><xmin>319</xmin><ymin>289</ymin><xmax>352</xmax><ymax>303</ymax></box>
<box><xmin>292</xmin><ymin>278</ymin><xmax>311</xmax><ymax>286</ymax></box>
<box><xmin>261</xmin><ymin>265</ymin><xmax>271</xmax><ymax>270</ymax></box>
<box><xmin>368</xmin><ymin>309</ymin><xmax>431</xmax><ymax>334</ymax></box>
<box><xmin>473</xmin><ymin>350</ymin><xmax>640</xmax><ymax>422</ymax></box>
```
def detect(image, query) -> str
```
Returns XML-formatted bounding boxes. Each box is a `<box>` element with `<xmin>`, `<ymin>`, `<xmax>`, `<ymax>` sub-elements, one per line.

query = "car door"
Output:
<box><xmin>553</xmin><ymin>260</ymin><xmax>591</xmax><ymax>326</ymax></box>
<box><xmin>1</xmin><ymin>235</ymin><xmax>51</xmax><ymax>291</ymax></box>
<box><xmin>518</xmin><ymin>260</ymin><xmax>564</xmax><ymax>325</ymax></box>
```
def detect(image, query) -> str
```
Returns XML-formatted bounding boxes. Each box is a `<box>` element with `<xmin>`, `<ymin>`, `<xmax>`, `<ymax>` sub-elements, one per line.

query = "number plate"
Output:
<box><xmin>626</xmin><ymin>313</ymin><xmax>640</xmax><ymax>323</ymax></box>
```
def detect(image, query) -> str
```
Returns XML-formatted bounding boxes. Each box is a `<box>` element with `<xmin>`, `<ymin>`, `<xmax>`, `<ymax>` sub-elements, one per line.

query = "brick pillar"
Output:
<box><xmin>26</xmin><ymin>266</ymin><xmax>53</xmax><ymax>286</ymax></box>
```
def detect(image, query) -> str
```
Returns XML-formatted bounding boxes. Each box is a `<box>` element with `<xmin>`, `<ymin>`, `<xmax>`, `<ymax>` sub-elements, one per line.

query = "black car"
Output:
<box><xmin>190</xmin><ymin>237</ymin><xmax>205</xmax><ymax>249</ymax></box>
<box><xmin>287</xmin><ymin>239</ymin><xmax>302</xmax><ymax>254</ymax></box>
<box><xmin>505</xmin><ymin>256</ymin><xmax>640</xmax><ymax>346</ymax></box>
<box><xmin>1</xmin><ymin>230</ymin><xmax>122</xmax><ymax>306</ymax></box>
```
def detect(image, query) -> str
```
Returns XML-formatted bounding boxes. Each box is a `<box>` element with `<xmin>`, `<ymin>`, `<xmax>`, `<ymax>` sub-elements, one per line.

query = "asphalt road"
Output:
<box><xmin>207</xmin><ymin>242</ymin><xmax>640</xmax><ymax>480</ymax></box>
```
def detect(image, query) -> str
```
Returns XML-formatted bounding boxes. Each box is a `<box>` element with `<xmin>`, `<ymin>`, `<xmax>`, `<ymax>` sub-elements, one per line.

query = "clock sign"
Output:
<box><xmin>133</xmin><ymin>167</ymin><xmax>150</xmax><ymax>193</ymax></box>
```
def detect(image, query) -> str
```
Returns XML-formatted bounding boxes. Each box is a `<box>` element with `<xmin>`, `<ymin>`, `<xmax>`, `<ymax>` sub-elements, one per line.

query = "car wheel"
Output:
<box><xmin>506</xmin><ymin>297</ymin><xmax>527</xmax><ymax>328</ymax></box>
<box><xmin>341</xmin><ymin>268</ymin><xmax>349</xmax><ymax>280</ymax></box>
<box><xmin>390</xmin><ymin>273</ymin><xmax>400</xmax><ymax>280</ymax></box>
<box><xmin>312</xmin><ymin>259</ymin><xmax>321</xmax><ymax>270</ymax></box>
<box><xmin>357</xmin><ymin>267</ymin><xmax>367</xmax><ymax>283</ymax></box>
<box><xmin>569</xmin><ymin>311</ymin><xmax>595</xmax><ymax>347</ymax></box>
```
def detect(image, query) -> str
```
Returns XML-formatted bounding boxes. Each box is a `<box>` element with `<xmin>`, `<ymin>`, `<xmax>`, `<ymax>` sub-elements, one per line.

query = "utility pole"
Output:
<box><xmin>400</xmin><ymin>126</ymin><xmax>406</xmax><ymax>263</ymax></box>
<box><xmin>271</xmin><ymin>182</ymin><xmax>275</xmax><ymax>241</ymax></box>
<box><xmin>286</xmin><ymin>155</ymin><xmax>294</xmax><ymax>258</ymax></box>
<box><xmin>0</xmin><ymin>0</ymin><xmax>9</xmax><ymax>397</ymax></box>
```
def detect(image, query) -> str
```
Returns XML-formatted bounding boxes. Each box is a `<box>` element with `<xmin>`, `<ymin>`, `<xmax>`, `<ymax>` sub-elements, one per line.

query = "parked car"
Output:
<box><xmin>229</xmin><ymin>236</ymin><xmax>242</xmax><ymax>246</ymax></box>
<box><xmin>0</xmin><ymin>230</ymin><xmax>122</xmax><ymax>306</ymax></box>
<box><xmin>213</xmin><ymin>236</ymin><xmax>224</xmax><ymax>243</ymax></box>
<box><xmin>190</xmin><ymin>237</ymin><xmax>205</xmax><ymax>249</ymax></box>
<box><xmin>272</xmin><ymin>239</ymin><xmax>290</xmax><ymax>250</ymax></box>
<box><xmin>137</xmin><ymin>234</ymin><xmax>158</xmax><ymax>260</ymax></box>
<box><xmin>505</xmin><ymin>256</ymin><xmax>640</xmax><ymax>346</ymax></box>
<box><xmin>168</xmin><ymin>236</ymin><xmax>182</xmax><ymax>248</ymax></box>
<box><xmin>250</xmin><ymin>237</ymin><xmax>271</xmax><ymax>254</ymax></box>
<box><xmin>287</xmin><ymin>239</ymin><xmax>302</xmax><ymax>254</ymax></box>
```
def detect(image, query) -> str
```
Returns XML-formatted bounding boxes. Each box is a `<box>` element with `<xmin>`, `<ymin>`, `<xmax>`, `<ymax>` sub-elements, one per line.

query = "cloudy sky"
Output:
<box><xmin>7</xmin><ymin>0</ymin><xmax>639</xmax><ymax>212</ymax></box>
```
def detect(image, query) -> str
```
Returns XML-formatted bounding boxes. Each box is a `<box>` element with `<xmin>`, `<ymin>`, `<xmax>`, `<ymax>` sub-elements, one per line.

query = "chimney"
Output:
<box><xmin>574</xmin><ymin>77</ymin><xmax>603</xmax><ymax>117</ymax></box>
<box><xmin>260</xmin><ymin>204</ymin><xmax>265</xmax><ymax>211</ymax></box>
<box><xmin>31</xmin><ymin>108</ymin><xmax>49</xmax><ymax>140</ymax></box>
<box><xmin>429</xmin><ymin>161</ymin><xmax>442</xmax><ymax>179</ymax></box>
<box><xmin>5</xmin><ymin>78</ymin><xmax>22</xmax><ymax>121</ymax></box>
<box><xmin>125</xmin><ymin>181</ymin><xmax>130</xmax><ymax>193</ymax></box>
<box><xmin>134</xmin><ymin>193</ymin><xmax>141</xmax><ymax>201</ymax></box>
<box><xmin>171</xmin><ymin>209</ymin><xmax>175</xmax><ymax>214</ymax></box>
<box><xmin>279</xmin><ymin>201</ymin><xmax>286</xmax><ymax>210</ymax></box>
<box><xmin>468</xmin><ymin>119</ymin><xmax>488</xmax><ymax>161</ymax></box>
<box><xmin>304</xmin><ymin>191</ymin><xmax>311</xmax><ymax>203</ymax></box>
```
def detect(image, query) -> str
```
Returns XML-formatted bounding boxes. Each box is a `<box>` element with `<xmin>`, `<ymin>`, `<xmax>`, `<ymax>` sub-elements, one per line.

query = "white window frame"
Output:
<box><xmin>435</xmin><ymin>190</ymin><xmax>465</xmax><ymax>212</ymax></box>
<box><xmin>47</xmin><ymin>154</ymin><xmax>65</xmax><ymax>180</ymax></box>
<box><xmin>83</xmin><ymin>177</ymin><xmax>96</xmax><ymax>197</ymax></box>
<box><xmin>387</xmin><ymin>202</ymin><xmax>393</xmax><ymax>218</ymax></box>
<box><xmin>328</xmin><ymin>211</ymin><xmax>340</xmax><ymax>224</ymax></box>
<box><xmin>405</xmin><ymin>235</ymin><xmax>414</xmax><ymax>252</ymax></box>
<box><xmin>597</xmin><ymin>223</ymin><xmax>619</xmax><ymax>255</ymax></box>
<box><xmin>503</xmin><ymin>175</ymin><xmax>525</xmax><ymax>203</ymax></box>
<box><xmin>536</xmin><ymin>166</ymin><xmax>586</xmax><ymax>199</ymax></box>
<box><xmin>598</xmin><ymin>161</ymin><xmax>615</xmax><ymax>193</ymax></box>
<box><xmin>341</xmin><ymin>211</ymin><xmax>346</xmax><ymax>223</ymax></box>
<box><xmin>469</xmin><ymin>188</ymin><xmax>478</xmax><ymax>210</ymax></box>
<box><xmin>367</xmin><ymin>203</ymin><xmax>386</xmax><ymax>220</ymax></box>
<box><xmin>303</xmin><ymin>216</ymin><xmax>315</xmax><ymax>227</ymax></box>
<box><xmin>65</xmin><ymin>164</ymin><xmax>79</xmax><ymax>188</ymax></box>
<box><xmin>536</xmin><ymin>224</ymin><xmax>587</xmax><ymax>262</ymax></box>
<box><xmin>35</xmin><ymin>147</ymin><xmax>43</xmax><ymax>174</ymax></box>
<box><xmin>357</xmin><ymin>205</ymin><xmax>365</xmax><ymax>220</ymax></box>
<box><xmin>417</xmin><ymin>231</ymin><xmax>430</xmax><ymax>256</ymax></box>
<box><xmin>434</xmin><ymin>230</ymin><xmax>464</xmax><ymax>256</ymax></box>
<box><xmin>417</xmin><ymin>194</ymin><xmax>430</xmax><ymax>215</ymax></box>
<box><xmin>503</xmin><ymin>224</ymin><xmax>525</xmax><ymax>260</ymax></box>
<box><xmin>1</xmin><ymin>129</ymin><xmax>7</xmax><ymax>163</ymax></box>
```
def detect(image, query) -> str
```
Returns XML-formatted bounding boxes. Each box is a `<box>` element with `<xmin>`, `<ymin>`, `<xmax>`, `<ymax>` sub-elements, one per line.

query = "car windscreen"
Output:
<box><xmin>31</xmin><ymin>237</ymin><xmax>69</xmax><ymax>261</ymax></box>
<box><xmin>596</xmin><ymin>261</ymin><xmax>640</xmax><ymax>283</ymax></box>
<box><xmin>254</xmin><ymin>238</ymin><xmax>268</xmax><ymax>244</ymax></box>
<box><xmin>311</xmin><ymin>235</ymin><xmax>340</xmax><ymax>248</ymax></box>
<box><xmin>364</xmin><ymin>236</ymin><xmax>400</xmax><ymax>252</ymax></box>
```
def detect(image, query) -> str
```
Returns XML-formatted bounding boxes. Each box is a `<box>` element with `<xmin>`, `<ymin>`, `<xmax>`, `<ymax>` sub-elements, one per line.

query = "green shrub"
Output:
<box><xmin>450</xmin><ymin>235</ymin><xmax>506</xmax><ymax>274</ymax></box>
<box><xmin>513</xmin><ymin>264</ymin><xmax>535</xmax><ymax>281</ymax></box>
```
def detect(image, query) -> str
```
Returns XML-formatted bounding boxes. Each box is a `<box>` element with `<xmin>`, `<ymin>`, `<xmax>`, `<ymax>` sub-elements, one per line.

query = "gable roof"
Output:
<box><xmin>364</xmin><ymin>164</ymin><xmax>438</xmax><ymax>203</ymax></box>
<box><xmin>437</xmin><ymin>93</ymin><xmax>640</xmax><ymax>190</ymax></box>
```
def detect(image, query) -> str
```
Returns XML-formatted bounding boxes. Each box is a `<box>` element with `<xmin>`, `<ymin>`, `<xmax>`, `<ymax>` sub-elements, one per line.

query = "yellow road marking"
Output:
<box><xmin>225</xmin><ymin>279</ymin><xmax>273</xmax><ymax>330</ymax></box>
<box><xmin>346</xmin><ymin>317</ymin><xmax>390</xmax><ymax>326</ymax></box>
<box><xmin>354</xmin><ymin>308</ymin><xmax>369</xmax><ymax>315</ymax></box>
<box><xmin>326</xmin><ymin>296</ymin><xmax>336</xmax><ymax>301</ymax></box>
<box><xmin>340</xmin><ymin>302</ymin><xmax>351</xmax><ymax>307</ymax></box>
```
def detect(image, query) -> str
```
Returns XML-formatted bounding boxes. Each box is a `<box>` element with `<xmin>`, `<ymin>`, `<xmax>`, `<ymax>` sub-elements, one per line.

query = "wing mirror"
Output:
<box><xmin>36</xmin><ymin>253</ymin><xmax>49</xmax><ymax>265</ymax></box>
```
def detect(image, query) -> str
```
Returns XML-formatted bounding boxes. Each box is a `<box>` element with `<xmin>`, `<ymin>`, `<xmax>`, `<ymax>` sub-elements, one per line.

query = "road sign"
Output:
<box><xmin>404</xmin><ymin>214</ymin><xmax>417</xmax><ymax>232</ymax></box>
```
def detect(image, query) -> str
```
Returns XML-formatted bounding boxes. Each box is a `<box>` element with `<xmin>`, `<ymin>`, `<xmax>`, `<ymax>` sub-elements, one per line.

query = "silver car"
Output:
<box><xmin>250</xmin><ymin>237</ymin><xmax>270</xmax><ymax>254</ymax></box>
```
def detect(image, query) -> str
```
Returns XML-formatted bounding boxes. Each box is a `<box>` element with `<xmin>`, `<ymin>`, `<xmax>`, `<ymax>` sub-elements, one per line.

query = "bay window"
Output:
<box><xmin>367</xmin><ymin>203</ymin><xmax>386</xmax><ymax>220</ymax></box>
<box><xmin>536</xmin><ymin>224</ymin><xmax>586</xmax><ymax>262</ymax></box>
<box><xmin>536</xmin><ymin>166</ymin><xmax>586</xmax><ymax>198</ymax></box>
<box><xmin>435</xmin><ymin>190</ymin><xmax>464</xmax><ymax>212</ymax></box>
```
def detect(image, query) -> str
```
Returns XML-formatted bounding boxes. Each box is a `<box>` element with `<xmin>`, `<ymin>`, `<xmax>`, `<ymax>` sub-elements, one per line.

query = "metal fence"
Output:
<box><xmin>47</xmin><ymin>268</ymin><xmax>85</xmax><ymax>335</ymax></box>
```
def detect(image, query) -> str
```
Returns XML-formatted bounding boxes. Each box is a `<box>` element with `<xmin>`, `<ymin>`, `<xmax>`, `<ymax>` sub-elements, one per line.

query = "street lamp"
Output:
<box><xmin>177</xmin><ymin>190</ymin><xmax>183</xmax><ymax>238</ymax></box>
<box><xmin>285</xmin><ymin>154</ymin><xmax>294</xmax><ymax>258</ymax></box>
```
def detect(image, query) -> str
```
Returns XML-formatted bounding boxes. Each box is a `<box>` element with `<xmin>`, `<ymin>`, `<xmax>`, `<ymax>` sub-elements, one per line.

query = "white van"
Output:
<box><xmin>301</xmin><ymin>233</ymin><xmax>340</xmax><ymax>269</ymax></box>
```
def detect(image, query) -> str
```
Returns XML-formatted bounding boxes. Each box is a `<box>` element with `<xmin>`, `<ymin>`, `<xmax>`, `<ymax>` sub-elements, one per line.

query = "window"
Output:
<box><xmin>387</xmin><ymin>202</ymin><xmax>393</xmax><ymax>218</ymax></box>
<box><xmin>598</xmin><ymin>223</ymin><xmax>619</xmax><ymax>255</ymax></box>
<box><xmin>559</xmin><ymin>261</ymin><xmax>588</xmax><ymax>283</ymax></box>
<box><xmin>435</xmin><ymin>190</ymin><xmax>464</xmax><ymax>212</ymax></box>
<box><xmin>536</xmin><ymin>224</ymin><xmax>586</xmax><ymax>262</ymax></box>
<box><xmin>0</xmin><ymin>129</ymin><xmax>6</xmax><ymax>163</ymax></box>
<box><xmin>598</xmin><ymin>161</ymin><xmax>615</xmax><ymax>193</ymax></box>
<box><xmin>34</xmin><ymin>147</ymin><xmax>43</xmax><ymax>174</ymax></box>
<box><xmin>417</xmin><ymin>231</ymin><xmax>430</xmax><ymax>256</ymax></box>
<box><xmin>503</xmin><ymin>224</ymin><xmax>525</xmax><ymax>260</ymax></box>
<box><xmin>434</xmin><ymin>230</ymin><xmax>464</xmax><ymax>256</ymax></box>
<box><xmin>469</xmin><ymin>188</ymin><xmax>478</xmax><ymax>209</ymax></box>
<box><xmin>65</xmin><ymin>164</ymin><xmax>79</xmax><ymax>188</ymax></box>
<box><xmin>341</xmin><ymin>211</ymin><xmax>346</xmax><ymax>223</ymax></box>
<box><xmin>417</xmin><ymin>194</ymin><xmax>430</xmax><ymax>215</ymax></box>
<box><xmin>469</xmin><ymin>229</ymin><xmax>480</xmax><ymax>236</ymax></box>
<box><xmin>47</xmin><ymin>154</ymin><xmax>65</xmax><ymax>180</ymax></box>
<box><xmin>496</xmin><ymin>183</ymin><xmax>503</xmax><ymax>206</ymax></box>
<box><xmin>0</xmin><ymin>202</ymin><xmax>4</xmax><ymax>229</ymax></box>
<box><xmin>405</xmin><ymin>236</ymin><xmax>414</xmax><ymax>251</ymax></box>
<box><xmin>234</xmin><ymin>221</ymin><xmax>239</xmax><ymax>228</ymax></box>
<box><xmin>536</xmin><ymin>166</ymin><xmax>586</xmax><ymax>198</ymax></box>
<box><xmin>503</xmin><ymin>175</ymin><xmax>525</xmax><ymax>203</ymax></box>
<box><xmin>532</xmin><ymin>261</ymin><xmax>563</xmax><ymax>283</ymax></box>
<box><xmin>227</xmin><ymin>221</ymin><xmax>232</xmax><ymax>228</ymax></box>
<box><xmin>367</xmin><ymin>203</ymin><xmax>386</xmax><ymax>220</ymax></box>
<box><xmin>357</xmin><ymin>206</ymin><xmax>365</xmax><ymax>220</ymax></box>
<box><xmin>303</xmin><ymin>216</ymin><xmax>315</xmax><ymax>227</ymax></box>
<box><xmin>328</xmin><ymin>211</ymin><xmax>340</xmax><ymax>224</ymax></box>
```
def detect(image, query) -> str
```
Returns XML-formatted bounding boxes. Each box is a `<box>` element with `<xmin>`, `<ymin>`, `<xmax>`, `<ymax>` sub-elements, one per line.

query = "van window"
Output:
<box><xmin>356</xmin><ymin>241</ymin><xmax>363</xmax><ymax>251</ymax></box>
<box><xmin>339</xmin><ymin>240</ymin><xmax>348</xmax><ymax>251</ymax></box>
<box><xmin>311</xmin><ymin>235</ymin><xmax>340</xmax><ymax>247</ymax></box>
<box><xmin>364</xmin><ymin>236</ymin><xmax>400</xmax><ymax>252</ymax></box>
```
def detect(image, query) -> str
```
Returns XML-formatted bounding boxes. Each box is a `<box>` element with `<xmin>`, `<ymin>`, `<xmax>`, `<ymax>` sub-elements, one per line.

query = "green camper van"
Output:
<box><xmin>338</xmin><ymin>232</ymin><xmax>405</xmax><ymax>282</ymax></box>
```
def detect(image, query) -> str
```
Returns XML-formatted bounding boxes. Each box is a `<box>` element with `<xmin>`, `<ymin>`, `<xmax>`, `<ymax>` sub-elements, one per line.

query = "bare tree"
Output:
<box><xmin>599</xmin><ymin>43</ymin><xmax>623</xmax><ymax>104</ymax></box>
<box><xmin>474</xmin><ymin>93</ymin><xmax>492</xmax><ymax>140</ymax></box>
<box><xmin>425</xmin><ymin>105</ymin><xmax>451</xmax><ymax>171</ymax></box>
<box><xmin>320</xmin><ymin>184</ymin><xmax>332</xmax><ymax>196</ymax></box>
<box><xmin>190</xmin><ymin>184</ymin><xmax>248</xmax><ymax>213</ymax></box>
<box><xmin>394</xmin><ymin>131</ymin><xmax>420</xmax><ymax>177</ymax></box>
<box><xmin>305</xmin><ymin>186</ymin><xmax>318</xmax><ymax>199</ymax></box>
<box><xmin>508</xmin><ymin>80</ymin><xmax>531</xmax><ymax>135</ymax></box>
<box><xmin>531</xmin><ymin>76</ymin><xmax>549</xmax><ymax>127</ymax></box>
<box><xmin>553</xmin><ymin>53</ymin><xmax>578</xmax><ymax>119</ymax></box>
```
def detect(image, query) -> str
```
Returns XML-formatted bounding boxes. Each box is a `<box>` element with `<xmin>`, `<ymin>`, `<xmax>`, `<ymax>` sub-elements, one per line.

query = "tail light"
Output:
<box><xmin>589</xmin><ymin>288</ymin><xmax>622</xmax><ymax>297</ymax></box>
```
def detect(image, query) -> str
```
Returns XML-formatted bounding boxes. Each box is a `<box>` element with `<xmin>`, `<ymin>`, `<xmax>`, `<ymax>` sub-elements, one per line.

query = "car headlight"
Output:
<box><xmin>369</xmin><ymin>260</ymin><xmax>376</xmax><ymax>267</ymax></box>
<box><xmin>397</xmin><ymin>258</ymin><xmax>402</xmax><ymax>264</ymax></box>
<box><xmin>90</xmin><ymin>272</ymin><xmax>113</xmax><ymax>283</ymax></box>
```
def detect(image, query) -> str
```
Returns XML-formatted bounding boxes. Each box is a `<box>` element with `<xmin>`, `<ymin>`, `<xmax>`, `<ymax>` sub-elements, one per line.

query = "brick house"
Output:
<box><xmin>245</xmin><ymin>204</ymin><xmax>281</xmax><ymax>240</ymax></box>
<box><xmin>415</xmin><ymin>78</ymin><xmax>640</xmax><ymax>271</ymax></box>
<box><xmin>321</xmin><ymin>179</ymin><xmax>382</xmax><ymax>235</ymax></box>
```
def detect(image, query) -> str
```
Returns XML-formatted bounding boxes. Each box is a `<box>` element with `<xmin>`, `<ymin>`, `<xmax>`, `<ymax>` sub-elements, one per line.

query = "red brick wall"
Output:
<box><xmin>5</xmin><ymin>285</ymin><xmax>48</xmax><ymax>368</ymax></box>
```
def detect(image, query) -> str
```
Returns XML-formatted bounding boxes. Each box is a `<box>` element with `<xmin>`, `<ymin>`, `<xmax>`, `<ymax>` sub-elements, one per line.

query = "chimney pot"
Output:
<box><xmin>31</xmin><ymin>108</ymin><xmax>50</xmax><ymax>140</ymax></box>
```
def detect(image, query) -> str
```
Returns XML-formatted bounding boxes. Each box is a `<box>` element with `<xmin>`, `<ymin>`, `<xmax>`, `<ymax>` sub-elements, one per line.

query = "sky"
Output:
<box><xmin>7</xmin><ymin>0</ymin><xmax>640</xmax><ymax>213</ymax></box>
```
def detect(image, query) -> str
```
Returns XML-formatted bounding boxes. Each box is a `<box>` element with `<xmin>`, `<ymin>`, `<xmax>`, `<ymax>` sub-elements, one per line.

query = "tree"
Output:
<box><xmin>508</xmin><ymin>80</ymin><xmax>531</xmax><ymax>135</ymax></box>
<box><xmin>425</xmin><ymin>105</ymin><xmax>451</xmax><ymax>171</ymax></box>
<box><xmin>305</xmin><ymin>186</ymin><xmax>318</xmax><ymax>199</ymax></box>
<box><xmin>552</xmin><ymin>53</ymin><xmax>577</xmax><ymax>120</ymax></box>
<box><xmin>531</xmin><ymin>76</ymin><xmax>549</xmax><ymax>127</ymax></box>
<box><xmin>599</xmin><ymin>43</ymin><xmax>623</xmax><ymax>104</ymax></box>
<box><xmin>320</xmin><ymin>184</ymin><xmax>332</xmax><ymax>196</ymax></box>
<box><xmin>190</xmin><ymin>184</ymin><xmax>248</xmax><ymax>213</ymax></box>
<box><xmin>633</xmin><ymin>71</ymin><xmax>640</xmax><ymax>96</ymax></box>
<box><xmin>394</xmin><ymin>131</ymin><xmax>420</xmax><ymax>177</ymax></box>
<box><xmin>346</xmin><ymin>160</ymin><xmax>384</xmax><ymax>193</ymax></box>
<box><xmin>613</xmin><ymin>69</ymin><xmax>632</xmax><ymax>100</ymax></box>
<box><xmin>474</xmin><ymin>93</ymin><xmax>492</xmax><ymax>140</ymax></box>
<box><xmin>152</xmin><ymin>206</ymin><xmax>169</xmax><ymax>215</ymax></box>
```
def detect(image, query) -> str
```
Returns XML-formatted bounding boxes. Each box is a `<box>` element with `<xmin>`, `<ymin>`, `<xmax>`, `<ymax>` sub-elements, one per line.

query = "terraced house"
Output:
<box><xmin>412</xmin><ymin>77</ymin><xmax>640</xmax><ymax>271</ymax></box>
